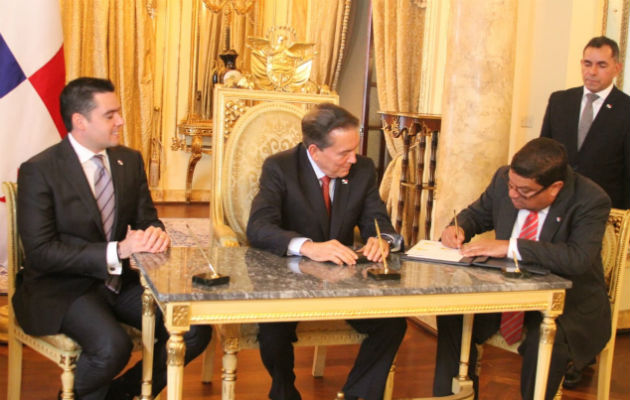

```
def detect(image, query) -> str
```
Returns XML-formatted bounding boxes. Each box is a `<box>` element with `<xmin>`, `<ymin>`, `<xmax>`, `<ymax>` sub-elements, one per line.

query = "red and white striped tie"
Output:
<box><xmin>500</xmin><ymin>211</ymin><xmax>538</xmax><ymax>344</ymax></box>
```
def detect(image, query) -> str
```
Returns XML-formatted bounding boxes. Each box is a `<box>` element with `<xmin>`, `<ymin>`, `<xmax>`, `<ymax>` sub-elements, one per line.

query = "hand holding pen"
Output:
<box><xmin>441</xmin><ymin>210</ymin><xmax>465</xmax><ymax>249</ymax></box>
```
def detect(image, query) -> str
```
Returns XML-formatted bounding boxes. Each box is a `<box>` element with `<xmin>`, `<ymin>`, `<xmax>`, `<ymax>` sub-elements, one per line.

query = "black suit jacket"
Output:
<box><xmin>455</xmin><ymin>165</ymin><xmax>612</xmax><ymax>367</ymax></box>
<box><xmin>247</xmin><ymin>143</ymin><xmax>398</xmax><ymax>255</ymax></box>
<box><xmin>540</xmin><ymin>85</ymin><xmax>630</xmax><ymax>208</ymax></box>
<box><xmin>13</xmin><ymin>137</ymin><xmax>163</xmax><ymax>335</ymax></box>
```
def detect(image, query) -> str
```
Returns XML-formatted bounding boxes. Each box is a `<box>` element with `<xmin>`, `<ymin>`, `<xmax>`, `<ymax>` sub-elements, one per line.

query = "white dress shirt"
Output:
<box><xmin>508</xmin><ymin>207</ymin><xmax>549</xmax><ymax>260</ymax></box>
<box><xmin>581</xmin><ymin>83</ymin><xmax>614</xmax><ymax>123</ymax></box>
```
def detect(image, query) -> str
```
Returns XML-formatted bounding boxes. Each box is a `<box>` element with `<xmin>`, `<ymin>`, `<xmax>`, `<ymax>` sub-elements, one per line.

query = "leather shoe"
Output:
<box><xmin>562</xmin><ymin>364</ymin><xmax>583</xmax><ymax>389</ymax></box>
<box><xmin>562</xmin><ymin>358</ymin><xmax>595</xmax><ymax>389</ymax></box>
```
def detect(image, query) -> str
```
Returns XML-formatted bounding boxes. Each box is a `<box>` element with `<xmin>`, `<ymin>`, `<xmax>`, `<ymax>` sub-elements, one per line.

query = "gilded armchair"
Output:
<box><xmin>208</xmin><ymin>86</ymin><xmax>395</xmax><ymax>400</ymax></box>
<box><xmin>2</xmin><ymin>182</ymin><xmax>145</xmax><ymax>400</ymax></box>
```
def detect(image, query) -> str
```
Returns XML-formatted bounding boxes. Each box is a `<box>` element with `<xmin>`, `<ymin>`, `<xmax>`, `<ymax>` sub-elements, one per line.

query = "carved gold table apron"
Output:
<box><xmin>133</xmin><ymin>221</ymin><xmax>569</xmax><ymax>400</ymax></box>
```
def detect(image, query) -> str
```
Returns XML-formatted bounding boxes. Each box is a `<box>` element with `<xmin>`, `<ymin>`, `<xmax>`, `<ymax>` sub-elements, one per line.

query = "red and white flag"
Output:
<box><xmin>0</xmin><ymin>1</ymin><xmax>66</xmax><ymax>272</ymax></box>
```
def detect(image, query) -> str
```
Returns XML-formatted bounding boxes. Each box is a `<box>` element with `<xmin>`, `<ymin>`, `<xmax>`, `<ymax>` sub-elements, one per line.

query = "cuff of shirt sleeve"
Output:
<box><xmin>106</xmin><ymin>241</ymin><xmax>123</xmax><ymax>275</ymax></box>
<box><xmin>508</xmin><ymin>238</ymin><xmax>522</xmax><ymax>261</ymax></box>
<box><xmin>288</xmin><ymin>237</ymin><xmax>311</xmax><ymax>256</ymax></box>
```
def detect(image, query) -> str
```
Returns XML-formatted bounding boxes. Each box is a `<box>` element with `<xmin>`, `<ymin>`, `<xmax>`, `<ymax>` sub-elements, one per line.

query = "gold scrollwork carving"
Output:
<box><xmin>541</xmin><ymin>316</ymin><xmax>558</xmax><ymax>345</ymax></box>
<box><xmin>172</xmin><ymin>305</ymin><xmax>191</xmax><ymax>327</ymax></box>
<box><xmin>167</xmin><ymin>335</ymin><xmax>186</xmax><ymax>367</ymax></box>
<box><xmin>224</xmin><ymin>99</ymin><xmax>249</xmax><ymax>137</ymax></box>
<box><xmin>142</xmin><ymin>291</ymin><xmax>155</xmax><ymax>317</ymax></box>
<box><xmin>190</xmin><ymin>302</ymin><xmax>551</xmax><ymax>323</ymax></box>
<box><xmin>551</xmin><ymin>292</ymin><xmax>565</xmax><ymax>312</ymax></box>
<box><xmin>223</xmin><ymin>337</ymin><xmax>241</xmax><ymax>352</ymax></box>
<box><xmin>59</xmin><ymin>355</ymin><xmax>78</xmax><ymax>365</ymax></box>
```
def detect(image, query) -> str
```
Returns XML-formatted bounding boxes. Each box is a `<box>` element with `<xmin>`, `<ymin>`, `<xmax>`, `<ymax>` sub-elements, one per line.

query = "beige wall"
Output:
<box><xmin>509</xmin><ymin>0</ymin><xmax>604</xmax><ymax>157</ymax></box>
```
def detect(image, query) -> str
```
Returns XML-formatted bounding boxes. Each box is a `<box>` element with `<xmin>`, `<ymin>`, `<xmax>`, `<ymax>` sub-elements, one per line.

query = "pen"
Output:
<box><xmin>453</xmin><ymin>209</ymin><xmax>461</xmax><ymax>249</ymax></box>
<box><xmin>511</xmin><ymin>250</ymin><xmax>521</xmax><ymax>273</ymax></box>
<box><xmin>374</xmin><ymin>218</ymin><xmax>389</xmax><ymax>272</ymax></box>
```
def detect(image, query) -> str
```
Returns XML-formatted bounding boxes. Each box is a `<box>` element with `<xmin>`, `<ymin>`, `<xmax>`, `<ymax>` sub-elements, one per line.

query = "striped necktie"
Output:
<box><xmin>500</xmin><ymin>211</ymin><xmax>538</xmax><ymax>344</ymax></box>
<box><xmin>93</xmin><ymin>155</ymin><xmax>120</xmax><ymax>293</ymax></box>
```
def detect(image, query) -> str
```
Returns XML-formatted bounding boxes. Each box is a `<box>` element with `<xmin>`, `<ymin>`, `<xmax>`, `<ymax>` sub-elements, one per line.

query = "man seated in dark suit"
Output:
<box><xmin>432</xmin><ymin>138</ymin><xmax>611</xmax><ymax>400</ymax></box>
<box><xmin>540</xmin><ymin>35</ymin><xmax>629</xmax><ymax>388</ymax></box>
<box><xmin>14</xmin><ymin>77</ymin><xmax>211</xmax><ymax>400</ymax></box>
<box><xmin>247</xmin><ymin>103</ymin><xmax>407</xmax><ymax>400</ymax></box>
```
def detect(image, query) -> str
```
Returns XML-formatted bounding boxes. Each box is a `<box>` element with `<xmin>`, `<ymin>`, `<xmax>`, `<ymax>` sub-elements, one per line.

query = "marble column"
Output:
<box><xmin>433</xmin><ymin>0</ymin><xmax>518</xmax><ymax>237</ymax></box>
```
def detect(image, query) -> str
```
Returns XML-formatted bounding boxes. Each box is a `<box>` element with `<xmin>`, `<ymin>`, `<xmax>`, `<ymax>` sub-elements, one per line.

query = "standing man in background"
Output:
<box><xmin>540</xmin><ymin>35</ymin><xmax>630</xmax><ymax>387</ymax></box>
<box><xmin>541</xmin><ymin>35</ymin><xmax>630</xmax><ymax>210</ymax></box>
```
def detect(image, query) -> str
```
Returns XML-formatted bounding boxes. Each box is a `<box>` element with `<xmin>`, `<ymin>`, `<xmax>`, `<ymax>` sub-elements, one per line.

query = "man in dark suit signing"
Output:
<box><xmin>541</xmin><ymin>36</ymin><xmax>630</xmax><ymax>210</ymax></box>
<box><xmin>14</xmin><ymin>77</ymin><xmax>211</xmax><ymax>400</ymax></box>
<box><xmin>432</xmin><ymin>138</ymin><xmax>611</xmax><ymax>400</ymax></box>
<box><xmin>247</xmin><ymin>103</ymin><xmax>407</xmax><ymax>400</ymax></box>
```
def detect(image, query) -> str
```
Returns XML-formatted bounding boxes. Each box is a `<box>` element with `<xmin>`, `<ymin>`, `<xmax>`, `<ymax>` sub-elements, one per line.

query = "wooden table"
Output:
<box><xmin>133</xmin><ymin>219</ymin><xmax>570</xmax><ymax>400</ymax></box>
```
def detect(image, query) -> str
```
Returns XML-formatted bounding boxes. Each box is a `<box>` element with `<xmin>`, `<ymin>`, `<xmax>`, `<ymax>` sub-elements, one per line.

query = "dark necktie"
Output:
<box><xmin>500</xmin><ymin>211</ymin><xmax>538</xmax><ymax>344</ymax></box>
<box><xmin>321</xmin><ymin>176</ymin><xmax>331</xmax><ymax>215</ymax></box>
<box><xmin>93</xmin><ymin>155</ymin><xmax>120</xmax><ymax>293</ymax></box>
<box><xmin>577</xmin><ymin>93</ymin><xmax>599</xmax><ymax>150</ymax></box>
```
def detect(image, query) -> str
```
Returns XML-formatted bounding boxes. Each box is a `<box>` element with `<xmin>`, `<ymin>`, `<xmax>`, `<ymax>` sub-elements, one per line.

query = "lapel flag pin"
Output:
<box><xmin>606</xmin><ymin>104</ymin><xmax>612</xmax><ymax>109</ymax></box>
<box><xmin>341</xmin><ymin>178</ymin><xmax>348</xmax><ymax>184</ymax></box>
<box><xmin>556</xmin><ymin>216</ymin><xmax>561</xmax><ymax>222</ymax></box>
<box><xmin>117</xmin><ymin>159</ymin><xmax>124</xmax><ymax>165</ymax></box>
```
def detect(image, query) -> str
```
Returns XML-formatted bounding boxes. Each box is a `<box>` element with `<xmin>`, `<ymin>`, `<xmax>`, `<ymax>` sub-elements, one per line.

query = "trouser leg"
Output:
<box><xmin>342</xmin><ymin>318</ymin><xmax>407</xmax><ymax>400</ymax></box>
<box><xmin>519</xmin><ymin>312</ymin><xmax>569</xmax><ymax>400</ymax></box>
<box><xmin>433</xmin><ymin>313</ymin><xmax>501</xmax><ymax>398</ymax></box>
<box><xmin>60</xmin><ymin>285</ymin><xmax>133</xmax><ymax>400</ymax></box>
<box><xmin>257</xmin><ymin>321</ymin><xmax>301</xmax><ymax>400</ymax></box>
<box><xmin>107</xmin><ymin>282</ymin><xmax>212</xmax><ymax>399</ymax></box>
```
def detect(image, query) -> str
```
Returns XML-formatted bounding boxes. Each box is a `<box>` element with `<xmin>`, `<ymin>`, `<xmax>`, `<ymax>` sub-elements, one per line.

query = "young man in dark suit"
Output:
<box><xmin>14</xmin><ymin>77</ymin><xmax>211</xmax><ymax>399</ymax></box>
<box><xmin>540</xmin><ymin>36</ymin><xmax>630</xmax><ymax>210</ymax></box>
<box><xmin>247</xmin><ymin>103</ymin><xmax>407</xmax><ymax>400</ymax></box>
<box><xmin>432</xmin><ymin>138</ymin><xmax>611</xmax><ymax>400</ymax></box>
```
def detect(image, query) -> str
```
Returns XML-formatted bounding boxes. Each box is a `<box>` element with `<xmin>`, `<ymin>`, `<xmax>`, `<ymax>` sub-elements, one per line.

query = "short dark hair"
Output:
<box><xmin>510</xmin><ymin>138</ymin><xmax>568</xmax><ymax>187</ymax></box>
<box><xmin>60</xmin><ymin>77</ymin><xmax>116</xmax><ymax>132</ymax></box>
<box><xmin>301</xmin><ymin>103</ymin><xmax>359</xmax><ymax>149</ymax></box>
<box><xmin>584</xmin><ymin>36</ymin><xmax>620</xmax><ymax>62</ymax></box>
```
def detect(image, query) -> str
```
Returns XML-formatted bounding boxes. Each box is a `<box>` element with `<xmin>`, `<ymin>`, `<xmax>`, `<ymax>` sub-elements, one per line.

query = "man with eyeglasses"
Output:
<box><xmin>432</xmin><ymin>138</ymin><xmax>611</xmax><ymax>400</ymax></box>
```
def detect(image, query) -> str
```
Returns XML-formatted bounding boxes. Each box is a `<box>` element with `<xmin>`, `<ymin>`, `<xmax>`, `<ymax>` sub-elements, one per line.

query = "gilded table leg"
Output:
<box><xmin>167</xmin><ymin>332</ymin><xmax>186</xmax><ymax>400</ymax></box>
<box><xmin>451</xmin><ymin>313</ymin><xmax>474</xmax><ymax>398</ymax></box>
<box><xmin>221</xmin><ymin>336</ymin><xmax>239</xmax><ymax>400</ymax></box>
<box><xmin>533</xmin><ymin>312</ymin><xmax>557</xmax><ymax>400</ymax></box>
<box><xmin>140</xmin><ymin>284</ymin><xmax>156</xmax><ymax>400</ymax></box>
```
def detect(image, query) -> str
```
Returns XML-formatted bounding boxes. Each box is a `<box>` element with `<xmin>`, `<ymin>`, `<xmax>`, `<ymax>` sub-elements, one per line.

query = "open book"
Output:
<box><xmin>404</xmin><ymin>240</ymin><xmax>549</xmax><ymax>275</ymax></box>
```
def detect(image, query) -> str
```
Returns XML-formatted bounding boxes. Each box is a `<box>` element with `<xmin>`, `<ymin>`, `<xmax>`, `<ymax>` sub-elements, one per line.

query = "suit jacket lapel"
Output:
<box><xmin>540</xmin><ymin>168</ymin><xmax>575</xmax><ymax>242</ymax></box>
<box><xmin>297</xmin><ymin>147</ymin><xmax>330</xmax><ymax>239</ymax></box>
<box><xmin>582</xmin><ymin>86</ymin><xmax>621</xmax><ymax>150</ymax></box>
<box><xmin>107</xmin><ymin>148</ymin><xmax>124</xmax><ymax>237</ymax></box>
<box><xmin>58</xmin><ymin>138</ymin><xmax>106</xmax><ymax>238</ymax></box>
<box><xmin>566</xmin><ymin>88</ymin><xmax>583</xmax><ymax>154</ymax></box>
<box><xmin>495</xmin><ymin>199</ymin><xmax>518</xmax><ymax>240</ymax></box>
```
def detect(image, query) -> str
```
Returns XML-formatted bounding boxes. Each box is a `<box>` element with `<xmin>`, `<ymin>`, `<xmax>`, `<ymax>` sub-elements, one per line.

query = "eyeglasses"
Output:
<box><xmin>507</xmin><ymin>180</ymin><xmax>550</xmax><ymax>199</ymax></box>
